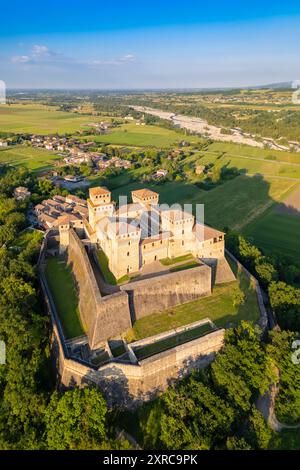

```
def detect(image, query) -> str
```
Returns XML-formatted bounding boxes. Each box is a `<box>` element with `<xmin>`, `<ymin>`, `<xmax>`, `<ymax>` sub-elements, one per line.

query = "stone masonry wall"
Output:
<box><xmin>67</xmin><ymin>229</ymin><xmax>132</xmax><ymax>349</ymax></box>
<box><xmin>121</xmin><ymin>264</ymin><xmax>212</xmax><ymax>320</ymax></box>
<box><xmin>55</xmin><ymin>326</ymin><xmax>225</xmax><ymax>408</ymax></box>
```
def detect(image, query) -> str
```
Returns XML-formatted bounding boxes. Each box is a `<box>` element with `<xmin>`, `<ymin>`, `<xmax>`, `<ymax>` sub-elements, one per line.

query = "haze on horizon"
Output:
<box><xmin>1</xmin><ymin>0</ymin><xmax>300</xmax><ymax>90</ymax></box>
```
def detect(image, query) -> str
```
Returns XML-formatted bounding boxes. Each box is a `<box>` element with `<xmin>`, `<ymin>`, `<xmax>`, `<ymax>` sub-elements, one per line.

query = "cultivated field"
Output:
<box><xmin>0</xmin><ymin>145</ymin><xmax>60</xmax><ymax>171</ymax></box>
<box><xmin>80</xmin><ymin>123</ymin><xmax>200</xmax><ymax>148</ymax></box>
<box><xmin>243</xmin><ymin>208</ymin><xmax>300</xmax><ymax>264</ymax></box>
<box><xmin>0</xmin><ymin>103</ymin><xmax>108</xmax><ymax>134</ymax></box>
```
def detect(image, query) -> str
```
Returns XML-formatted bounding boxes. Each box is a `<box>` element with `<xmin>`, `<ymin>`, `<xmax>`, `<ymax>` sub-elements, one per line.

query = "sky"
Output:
<box><xmin>1</xmin><ymin>0</ymin><xmax>300</xmax><ymax>89</ymax></box>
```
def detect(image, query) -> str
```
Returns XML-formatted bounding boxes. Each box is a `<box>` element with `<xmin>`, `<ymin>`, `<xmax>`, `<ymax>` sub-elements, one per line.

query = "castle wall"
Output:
<box><xmin>121</xmin><ymin>264</ymin><xmax>212</xmax><ymax>320</ymax></box>
<box><xmin>67</xmin><ymin>229</ymin><xmax>132</xmax><ymax>349</ymax></box>
<box><xmin>54</xmin><ymin>325</ymin><xmax>225</xmax><ymax>408</ymax></box>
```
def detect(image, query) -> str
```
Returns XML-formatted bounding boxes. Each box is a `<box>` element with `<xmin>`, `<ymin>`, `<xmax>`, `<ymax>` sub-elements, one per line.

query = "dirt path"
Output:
<box><xmin>256</xmin><ymin>366</ymin><xmax>300</xmax><ymax>432</ymax></box>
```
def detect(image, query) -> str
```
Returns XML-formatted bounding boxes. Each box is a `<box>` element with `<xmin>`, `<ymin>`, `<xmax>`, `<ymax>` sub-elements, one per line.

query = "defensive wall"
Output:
<box><xmin>120</xmin><ymin>264</ymin><xmax>212</xmax><ymax>320</ymax></box>
<box><xmin>67</xmin><ymin>229</ymin><xmax>132</xmax><ymax>349</ymax></box>
<box><xmin>39</xmin><ymin>231</ymin><xmax>270</xmax><ymax>407</ymax></box>
<box><xmin>67</xmin><ymin>228</ymin><xmax>215</xmax><ymax>340</ymax></box>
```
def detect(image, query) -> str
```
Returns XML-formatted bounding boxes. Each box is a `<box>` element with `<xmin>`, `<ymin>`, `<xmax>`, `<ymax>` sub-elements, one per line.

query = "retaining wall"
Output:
<box><xmin>121</xmin><ymin>264</ymin><xmax>212</xmax><ymax>320</ymax></box>
<box><xmin>67</xmin><ymin>229</ymin><xmax>132</xmax><ymax>349</ymax></box>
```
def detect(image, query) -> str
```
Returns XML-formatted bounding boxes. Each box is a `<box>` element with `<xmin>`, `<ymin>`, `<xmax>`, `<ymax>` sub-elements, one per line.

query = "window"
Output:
<box><xmin>182</xmin><ymin>241</ymin><xmax>184</xmax><ymax>246</ymax></box>
<box><xmin>152</xmin><ymin>242</ymin><xmax>154</xmax><ymax>247</ymax></box>
<box><xmin>182</xmin><ymin>229</ymin><xmax>184</xmax><ymax>235</ymax></box>
<box><xmin>127</xmin><ymin>252</ymin><xmax>130</xmax><ymax>256</ymax></box>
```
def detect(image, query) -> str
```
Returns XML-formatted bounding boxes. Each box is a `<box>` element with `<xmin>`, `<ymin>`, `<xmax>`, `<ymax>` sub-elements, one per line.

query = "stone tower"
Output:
<box><xmin>88</xmin><ymin>186</ymin><xmax>114</xmax><ymax>231</ymax></box>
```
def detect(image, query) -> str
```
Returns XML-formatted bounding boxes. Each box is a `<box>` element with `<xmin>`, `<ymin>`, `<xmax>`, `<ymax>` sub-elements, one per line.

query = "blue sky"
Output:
<box><xmin>1</xmin><ymin>1</ymin><xmax>300</xmax><ymax>89</ymax></box>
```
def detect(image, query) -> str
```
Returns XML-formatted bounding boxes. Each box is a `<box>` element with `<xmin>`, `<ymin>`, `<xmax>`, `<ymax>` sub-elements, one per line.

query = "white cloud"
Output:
<box><xmin>89</xmin><ymin>54</ymin><xmax>136</xmax><ymax>67</ymax></box>
<box><xmin>32</xmin><ymin>45</ymin><xmax>50</xmax><ymax>57</ymax></box>
<box><xmin>11</xmin><ymin>55</ymin><xmax>30</xmax><ymax>63</ymax></box>
<box><xmin>119</xmin><ymin>54</ymin><xmax>135</xmax><ymax>62</ymax></box>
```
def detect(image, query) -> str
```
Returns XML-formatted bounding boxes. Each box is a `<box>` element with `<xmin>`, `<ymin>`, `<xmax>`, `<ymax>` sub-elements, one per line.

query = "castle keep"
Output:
<box><xmin>61</xmin><ymin>186</ymin><xmax>225</xmax><ymax>280</ymax></box>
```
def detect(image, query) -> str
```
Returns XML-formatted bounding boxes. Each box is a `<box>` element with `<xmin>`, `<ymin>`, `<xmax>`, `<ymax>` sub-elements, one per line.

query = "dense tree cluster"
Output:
<box><xmin>0</xmin><ymin>166</ymin><xmax>126</xmax><ymax>450</ymax></box>
<box><xmin>226</xmin><ymin>232</ymin><xmax>300</xmax><ymax>332</ymax></box>
<box><xmin>129</xmin><ymin>323</ymin><xmax>275</xmax><ymax>450</ymax></box>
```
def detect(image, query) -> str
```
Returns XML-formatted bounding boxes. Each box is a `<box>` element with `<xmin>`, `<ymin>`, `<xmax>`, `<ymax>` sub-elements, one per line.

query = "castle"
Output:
<box><xmin>59</xmin><ymin>186</ymin><xmax>225</xmax><ymax>280</ymax></box>
<box><xmin>38</xmin><ymin>186</ymin><xmax>251</xmax><ymax>406</ymax></box>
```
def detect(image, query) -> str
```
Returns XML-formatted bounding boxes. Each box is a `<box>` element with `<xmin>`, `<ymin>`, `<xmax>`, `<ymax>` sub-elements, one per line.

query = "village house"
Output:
<box><xmin>14</xmin><ymin>186</ymin><xmax>31</xmax><ymax>200</ymax></box>
<box><xmin>34</xmin><ymin>193</ymin><xmax>87</xmax><ymax>230</ymax></box>
<box><xmin>155</xmin><ymin>169</ymin><xmax>168</xmax><ymax>178</ymax></box>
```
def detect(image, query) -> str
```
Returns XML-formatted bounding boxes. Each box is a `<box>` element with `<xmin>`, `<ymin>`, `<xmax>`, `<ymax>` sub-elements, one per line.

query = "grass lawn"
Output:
<box><xmin>243</xmin><ymin>209</ymin><xmax>300</xmax><ymax>265</ymax></box>
<box><xmin>160</xmin><ymin>254</ymin><xmax>194</xmax><ymax>266</ymax></box>
<box><xmin>0</xmin><ymin>103</ymin><xmax>108</xmax><ymax>134</ymax></box>
<box><xmin>96</xmin><ymin>250</ymin><xmax>117</xmax><ymax>285</ymax></box>
<box><xmin>125</xmin><ymin>268</ymin><xmax>260</xmax><ymax>342</ymax></box>
<box><xmin>45</xmin><ymin>258</ymin><xmax>85</xmax><ymax>339</ymax></box>
<box><xmin>79</xmin><ymin>123</ymin><xmax>201</xmax><ymax>148</ymax></box>
<box><xmin>133</xmin><ymin>322</ymin><xmax>214</xmax><ymax>361</ymax></box>
<box><xmin>0</xmin><ymin>145</ymin><xmax>60</xmax><ymax>172</ymax></box>
<box><xmin>169</xmin><ymin>260</ymin><xmax>200</xmax><ymax>272</ymax></box>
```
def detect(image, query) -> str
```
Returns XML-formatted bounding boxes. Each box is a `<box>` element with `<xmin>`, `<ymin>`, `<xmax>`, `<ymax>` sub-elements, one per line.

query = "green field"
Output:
<box><xmin>133</xmin><ymin>322</ymin><xmax>214</xmax><ymax>360</ymax></box>
<box><xmin>109</xmin><ymin>174</ymin><xmax>298</xmax><ymax>232</ymax></box>
<box><xmin>207</xmin><ymin>141</ymin><xmax>300</xmax><ymax>165</ymax></box>
<box><xmin>0</xmin><ymin>145</ymin><xmax>60</xmax><ymax>171</ymax></box>
<box><xmin>243</xmin><ymin>209</ymin><xmax>300</xmax><ymax>264</ymax></box>
<box><xmin>80</xmin><ymin>123</ymin><xmax>200</xmax><ymax>148</ymax></box>
<box><xmin>0</xmin><ymin>104</ymin><xmax>108</xmax><ymax>134</ymax></box>
<box><xmin>199</xmin><ymin>151</ymin><xmax>300</xmax><ymax>180</ymax></box>
<box><xmin>45</xmin><ymin>258</ymin><xmax>85</xmax><ymax>339</ymax></box>
<box><xmin>125</xmin><ymin>267</ymin><xmax>260</xmax><ymax>342</ymax></box>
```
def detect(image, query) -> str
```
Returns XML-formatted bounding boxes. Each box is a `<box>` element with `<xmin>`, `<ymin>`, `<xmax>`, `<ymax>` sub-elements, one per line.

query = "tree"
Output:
<box><xmin>267</xmin><ymin>330</ymin><xmax>300</xmax><ymax>425</ymax></box>
<box><xmin>45</xmin><ymin>387</ymin><xmax>109</xmax><ymax>450</ymax></box>
<box><xmin>212</xmin><ymin>323</ymin><xmax>274</xmax><ymax>411</ymax></box>
<box><xmin>269</xmin><ymin>281</ymin><xmax>300</xmax><ymax>331</ymax></box>
<box><xmin>244</xmin><ymin>407</ymin><xmax>273</xmax><ymax>450</ymax></box>
<box><xmin>232</xmin><ymin>287</ymin><xmax>245</xmax><ymax>308</ymax></box>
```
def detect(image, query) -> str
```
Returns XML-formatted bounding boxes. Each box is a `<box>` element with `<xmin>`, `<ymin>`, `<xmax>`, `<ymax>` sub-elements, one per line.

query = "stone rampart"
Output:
<box><xmin>67</xmin><ymin>229</ymin><xmax>132</xmax><ymax>349</ymax></box>
<box><xmin>55</xmin><ymin>325</ymin><xmax>225</xmax><ymax>408</ymax></box>
<box><xmin>121</xmin><ymin>264</ymin><xmax>212</xmax><ymax>320</ymax></box>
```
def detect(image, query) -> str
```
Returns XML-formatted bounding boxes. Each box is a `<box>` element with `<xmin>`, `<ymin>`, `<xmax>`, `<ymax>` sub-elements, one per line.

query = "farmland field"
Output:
<box><xmin>109</xmin><ymin>174</ymin><xmax>298</xmax><ymax>232</ymax></box>
<box><xmin>0</xmin><ymin>145</ymin><xmax>60</xmax><ymax>171</ymax></box>
<box><xmin>80</xmin><ymin>123</ymin><xmax>200</xmax><ymax>147</ymax></box>
<box><xmin>0</xmin><ymin>103</ymin><xmax>109</xmax><ymax>134</ymax></box>
<box><xmin>243</xmin><ymin>209</ymin><xmax>300</xmax><ymax>265</ymax></box>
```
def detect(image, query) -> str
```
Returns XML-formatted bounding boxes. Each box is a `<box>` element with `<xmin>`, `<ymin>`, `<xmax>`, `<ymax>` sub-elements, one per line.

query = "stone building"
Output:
<box><xmin>63</xmin><ymin>186</ymin><xmax>225</xmax><ymax>280</ymax></box>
